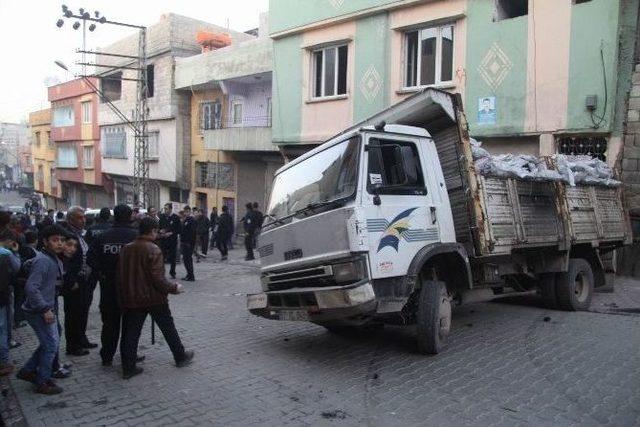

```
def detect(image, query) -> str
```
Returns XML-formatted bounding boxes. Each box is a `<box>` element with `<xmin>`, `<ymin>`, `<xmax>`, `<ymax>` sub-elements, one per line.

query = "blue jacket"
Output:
<box><xmin>22</xmin><ymin>250</ymin><xmax>64</xmax><ymax>314</ymax></box>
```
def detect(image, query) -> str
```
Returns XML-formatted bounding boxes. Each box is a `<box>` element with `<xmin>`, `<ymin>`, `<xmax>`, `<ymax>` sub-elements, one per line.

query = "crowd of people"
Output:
<box><xmin>0</xmin><ymin>203</ymin><xmax>236</xmax><ymax>395</ymax></box>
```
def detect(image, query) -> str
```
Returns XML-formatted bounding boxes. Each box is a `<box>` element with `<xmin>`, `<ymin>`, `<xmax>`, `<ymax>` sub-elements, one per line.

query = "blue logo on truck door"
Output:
<box><xmin>367</xmin><ymin>208</ymin><xmax>439</xmax><ymax>252</ymax></box>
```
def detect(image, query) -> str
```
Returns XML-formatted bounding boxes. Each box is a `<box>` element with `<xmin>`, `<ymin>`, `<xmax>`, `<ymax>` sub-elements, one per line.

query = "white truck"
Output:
<box><xmin>247</xmin><ymin>89</ymin><xmax>631</xmax><ymax>354</ymax></box>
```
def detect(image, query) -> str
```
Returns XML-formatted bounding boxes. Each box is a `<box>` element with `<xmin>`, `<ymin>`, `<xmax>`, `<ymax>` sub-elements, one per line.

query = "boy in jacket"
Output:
<box><xmin>18</xmin><ymin>225</ymin><xmax>66</xmax><ymax>395</ymax></box>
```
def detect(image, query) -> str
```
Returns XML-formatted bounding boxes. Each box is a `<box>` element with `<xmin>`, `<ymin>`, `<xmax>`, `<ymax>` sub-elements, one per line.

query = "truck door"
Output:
<box><xmin>362</xmin><ymin>134</ymin><xmax>444</xmax><ymax>279</ymax></box>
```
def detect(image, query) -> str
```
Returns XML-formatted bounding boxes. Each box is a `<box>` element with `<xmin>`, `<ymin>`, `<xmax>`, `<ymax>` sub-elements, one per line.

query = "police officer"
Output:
<box><xmin>87</xmin><ymin>205</ymin><xmax>138</xmax><ymax>367</ymax></box>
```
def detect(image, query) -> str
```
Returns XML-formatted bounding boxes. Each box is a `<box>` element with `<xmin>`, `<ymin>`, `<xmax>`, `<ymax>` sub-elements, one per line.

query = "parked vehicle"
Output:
<box><xmin>247</xmin><ymin>89</ymin><xmax>631</xmax><ymax>354</ymax></box>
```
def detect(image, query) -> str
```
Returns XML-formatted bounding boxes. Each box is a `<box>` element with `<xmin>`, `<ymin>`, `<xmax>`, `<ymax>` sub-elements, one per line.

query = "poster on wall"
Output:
<box><xmin>478</xmin><ymin>96</ymin><xmax>496</xmax><ymax>125</ymax></box>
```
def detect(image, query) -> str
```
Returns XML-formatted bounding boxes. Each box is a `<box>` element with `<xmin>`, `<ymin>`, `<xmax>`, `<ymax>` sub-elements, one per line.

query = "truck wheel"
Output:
<box><xmin>416</xmin><ymin>280</ymin><xmax>451</xmax><ymax>355</ymax></box>
<box><xmin>539</xmin><ymin>273</ymin><xmax>557</xmax><ymax>309</ymax></box>
<box><xmin>556</xmin><ymin>258</ymin><xmax>594</xmax><ymax>311</ymax></box>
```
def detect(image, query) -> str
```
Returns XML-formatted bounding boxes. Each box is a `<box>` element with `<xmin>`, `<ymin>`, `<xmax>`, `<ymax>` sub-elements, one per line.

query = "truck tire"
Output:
<box><xmin>416</xmin><ymin>280</ymin><xmax>451</xmax><ymax>355</ymax></box>
<box><xmin>539</xmin><ymin>273</ymin><xmax>557</xmax><ymax>309</ymax></box>
<box><xmin>556</xmin><ymin>258</ymin><xmax>594</xmax><ymax>311</ymax></box>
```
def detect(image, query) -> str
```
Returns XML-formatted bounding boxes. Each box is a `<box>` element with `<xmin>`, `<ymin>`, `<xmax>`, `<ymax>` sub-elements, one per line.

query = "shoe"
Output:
<box><xmin>122</xmin><ymin>367</ymin><xmax>144</xmax><ymax>380</ymax></box>
<box><xmin>52</xmin><ymin>368</ymin><xmax>71</xmax><ymax>379</ymax></box>
<box><xmin>101</xmin><ymin>360</ymin><xmax>113</xmax><ymax>367</ymax></box>
<box><xmin>176</xmin><ymin>350</ymin><xmax>194</xmax><ymax>368</ymax></box>
<box><xmin>66</xmin><ymin>349</ymin><xmax>90</xmax><ymax>356</ymax></box>
<box><xmin>16</xmin><ymin>369</ymin><xmax>37</xmax><ymax>384</ymax></box>
<box><xmin>136</xmin><ymin>355</ymin><xmax>146</xmax><ymax>363</ymax></box>
<box><xmin>181</xmin><ymin>276</ymin><xmax>195</xmax><ymax>282</ymax></box>
<box><xmin>0</xmin><ymin>363</ymin><xmax>15</xmax><ymax>376</ymax></box>
<box><xmin>83</xmin><ymin>342</ymin><xmax>98</xmax><ymax>349</ymax></box>
<box><xmin>9</xmin><ymin>340</ymin><xmax>22</xmax><ymax>349</ymax></box>
<box><xmin>170</xmin><ymin>273</ymin><xmax>176</xmax><ymax>279</ymax></box>
<box><xmin>245</xmin><ymin>256</ymin><xmax>255</xmax><ymax>261</ymax></box>
<box><xmin>62</xmin><ymin>362</ymin><xmax>73</xmax><ymax>369</ymax></box>
<box><xmin>35</xmin><ymin>380</ymin><xmax>63</xmax><ymax>395</ymax></box>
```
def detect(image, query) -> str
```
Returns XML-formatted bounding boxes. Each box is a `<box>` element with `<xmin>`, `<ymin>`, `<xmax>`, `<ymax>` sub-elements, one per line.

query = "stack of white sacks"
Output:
<box><xmin>470</xmin><ymin>138</ymin><xmax>620</xmax><ymax>187</ymax></box>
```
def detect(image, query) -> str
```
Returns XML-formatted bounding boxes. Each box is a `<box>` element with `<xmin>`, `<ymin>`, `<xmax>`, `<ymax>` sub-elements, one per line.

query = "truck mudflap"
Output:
<box><xmin>247</xmin><ymin>280</ymin><xmax>377</xmax><ymax>322</ymax></box>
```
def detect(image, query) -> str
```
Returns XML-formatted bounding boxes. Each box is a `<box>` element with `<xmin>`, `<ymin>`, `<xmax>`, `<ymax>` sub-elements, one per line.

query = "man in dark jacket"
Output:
<box><xmin>59</xmin><ymin>206</ymin><xmax>96</xmax><ymax>356</ymax></box>
<box><xmin>195</xmin><ymin>208</ymin><xmax>210</xmax><ymax>260</ymax></box>
<box><xmin>18</xmin><ymin>225</ymin><xmax>65</xmax><ymax>394</ymax></box>
<box><xmin>87</xmin><ymin>205</ymin><xmax>138</xmax><ymax>367</ymax></box>
<box><xmin>209</xmin><ymin>207</ymin><xmax>218</xmax><ymax>249</ymax></box>
<box><xmin>179</xmin><ymin>206</ymin><xmax>197</xmax><ymax>281</ymax></box>
<box><xmin>216</xmin><ymin>206</ymin><xmax>233</xmax><ymax>261</ymax></box>
<box><xmin>84</xmin><ymin>208</ymin><xmax>111</xmax><ymax>246</ymax></box>
<box><xmin>158</xmin><ymin>203</ymin><xmax>181</xmax><ymax>279</ymax></box>
<box><xmin>117</xmin><ymin>218</ymin><xmax>194</xmax><ymax>379</ymax></box>
<box><xmin>242</xmin><ymin>203</ymin><xmax>259</xmax><ymax>261</ymax></box>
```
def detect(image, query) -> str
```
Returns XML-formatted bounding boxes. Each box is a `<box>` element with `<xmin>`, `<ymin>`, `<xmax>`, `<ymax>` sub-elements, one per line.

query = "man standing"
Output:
<box><xmin>209</xmin><ymin>207</ymin><xmax>218</xmax><ymax>250</ymax></box>
<box><xmin>242</xmin><ymin>203</ymin><xmax>258</xmax><ymax>261</ymax></box>
<box><xmin>0</xmin><ymin>230</ymin><xmax>21</xmax><ymax>376</ymax></box>
<box><xmin>18</xmin><ymin>225</ymin><xmax>65</xmax><ymax>394</ymax></box>
<box><xmin>117</xmin><ymin>218</ymin><xmax>194</xmax><ymax>379</ymax></box>
<box><xmin>195</xmin><ymin>208</ymin><xmax>210</xmax><ymax>260</ymax></box>
<box><xmin>84</xmin><ymin>208</ymin><xmax>111</xmax><ymax>247</ymax></box>
<box><xmin>158</xmin><ymin>203</ymin><xmax>181</xmax><ymax>279</ymax></box>
<box><xmin>87</xmin><ymin>205</ymin><xmax>138</xmax><ymax>367</ymax></box>
<box><xmin>252</xmin><ymin>202</ymin><xmax>264</xmax><ymax>249</ymax></box>
<box><xmin>180</xmin><ymin>206</ymin><xmax>197</xmax><ymax>281</ymax></box>
<box><xmin>216</xmin><ymin>205</ymin><xmax>233</xmax><ymax>261</ymax></box>
<box><xmin>60</xmin><ymin>206</ymin><xmax>96</xmax><ymax>356</ymax></box>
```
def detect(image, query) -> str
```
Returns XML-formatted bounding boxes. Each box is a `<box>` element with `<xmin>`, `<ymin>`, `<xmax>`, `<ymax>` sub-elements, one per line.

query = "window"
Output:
<box><xmin>51</xmin><ymin>169</ymin><xmax>57</xmax><ymax>191</ymax></box>
<box><xmin>573</xmin><ymin>0</ymin><xmax>591</xmax><ymax>3</ymax></box>
<box><xmin>313</xmin><ymin>44</ymin><xmax>348</xmax><ymax>98</ymax></box>
<box><xmin>102</xmin><ymin>126</ymin><xmax>127</xmax><ymax>158</ymax></box>
<box><xmin>367</xmin><ymin>138</ymin><xmax>426</xmax><ymax>195</ymax></box>
<box><xmin>147</xmin><ymin>131</ymin><xmax>159</xmax><ymax>159</ymax></box>
<box><xmin>82</xmin><ymin>101</ymin><xmax>92</xmax><ymax>124</ymax></box>
<box><xmin>37</xmin><ymin>165</ymin><xmax>44</xmax><ymax>181</ymax></box>
<box><xmin>146</xmin><ymin>64</ymin><xmax>154</xmax><ymax>98</ymax></box>
<box><xmin>195</xmin><ymin>162</ymin><xmax>235</xmax><ymax>190</ymax></box>
<box><xmin>35</xmin><ymin>131</ymin><xmax>41</xmax><ymax>147</ymax></box>
<box><xmin>169</xmin><ymin>187</ymin><xmax>190</xmax><ymax>203</ymax></box>
<box><xmin>557</xmin><ymin>136</ymin><xmax>607</xmax><ymax>161</ymax></box>
<box><xmin>52</xmin><ymin>105</ymin><xmax>74</xmax><ymax>127</ymax></box>
<box><xmin>267</xmin><ymin>97</ymin><xmax>272</xmax><ymax>126</ymax></box>
<box><xmin>83</xmin><ymin>146</ymin><xmax>94</xmax><ymax>168</ymax></box>
<box><xmin>57</xmin><ymin>144</ymin><xmax>78</xmax><ymax>168</ymax></box>
<box><xmin>232</xmin><ymin>101</ymin><xmax>243</xmax><ymax>125</ymax></box>
<box><xmin>405</xmin><ymin>24</ymin><xmax>454</xmax><ymax>88</ymax></box>
<box><xmin>200</xmin><ymin>101</ymin><xmax>222</xmax><ymax>130</ymax></box>
<box><xmin>495</xmin><ymin>0</ymin><xmax>528</xmax><ymax>21</ymax></box>
<box><xmin>101</xmin><ymin>72</ymin><xmax>122</xmax><ymax>102</ymax></box>
<box><xmin>47</xmin><ymin>131</ymin><xmax>53</xmax><ymax>147</ymax></box>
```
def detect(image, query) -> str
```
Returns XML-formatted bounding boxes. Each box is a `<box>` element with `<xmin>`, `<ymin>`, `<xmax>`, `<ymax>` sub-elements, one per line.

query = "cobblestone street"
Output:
<box><xmin>4</xmin><ymin>252</ymin><xmax>640</xmax><ymax>426</ymax></box>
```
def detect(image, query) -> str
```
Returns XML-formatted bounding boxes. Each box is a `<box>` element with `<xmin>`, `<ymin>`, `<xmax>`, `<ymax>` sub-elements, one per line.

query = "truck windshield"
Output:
<box><xmin>268</xmin><ymin>137</ymin><xmax>360</xmax><ymax>221</ymax></box>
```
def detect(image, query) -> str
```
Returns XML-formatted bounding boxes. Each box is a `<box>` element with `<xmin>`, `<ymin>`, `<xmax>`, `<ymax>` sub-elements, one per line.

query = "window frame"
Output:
<box><xmin>82</xmin><ymin>101</ymin><xmax>92</xmax><ymax>124</ymax></box>
<box><xmin>147</xmin><ymin>131</ymin><xmax>160</xmax><ymax>160</ymax></box>
<box><xmin>57</xmin><ymin>144</ymin><xmax>78</xmax><ymax>169</ymax></box>
<box><xmin>82</xmin><ymin>145</ymin><xmax>94</xmax><ymax>169</ymax></box>
<box><xmin>231</xmin><ymin>100</ymin><xmax>243</xmax><ymax>125</ymax></box>
<box><xmin>311</xmin><ymin>44</ymin><xmax>349</xmax><ymax>99</ymax></box>
<box><xmin>366</xmin><ymin>137</ymin><xmax>427</xmax><ymax>196</ymax></box>
<box><xmin>403</xmin><ymin>23</ymin><xmax>455</xmax><ymax>90</ymax></box>
<box><xmin>35</xmin><ymin>131</ymin><xmax>41</xmax><ymax>147</ymax></box>
<box><xmin>102</xmin><ymin>126</ymin><xmax>127</xmax><ymax>159</ymax></box>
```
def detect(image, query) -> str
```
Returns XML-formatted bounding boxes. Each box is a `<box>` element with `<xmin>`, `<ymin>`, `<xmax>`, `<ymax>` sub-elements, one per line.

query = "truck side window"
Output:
<box><xmin>367</xmin><ymin>138</ymin><xmax>426</xmax><ymax>195</ymax></box>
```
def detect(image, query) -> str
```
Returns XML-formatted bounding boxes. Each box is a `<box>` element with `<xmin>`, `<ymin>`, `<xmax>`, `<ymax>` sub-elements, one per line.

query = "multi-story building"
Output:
<box><xmin>270</xmin><ymin>0</ymin><xmax>640</xmax><ymax>203</ymax></box>
<box><xmin>175</xmin><ymin>13</ymin><xmax>281</xmax><ymax>219</ymax></box>
<box><xmin>0</xmin><ymin>122</ymin><xmax>29</xmax><ymax>184</ymax></box>
<box><xmin>48</xmin><ymin>78</ymin><xmax>112</xmax><ymax>208</ymax></box>
<box><xmin>29</xmin><ymin>109</ymin><xmax>62</xmax><ymax>208</ymax></box>
<box><xmin>97</xmin><ymin>13</ymin><xmax>254</xmax><ymax>208</ymax></box>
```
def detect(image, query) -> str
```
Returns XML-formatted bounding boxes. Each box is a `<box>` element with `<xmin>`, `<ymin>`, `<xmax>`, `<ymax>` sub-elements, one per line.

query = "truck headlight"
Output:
<box><xmin>247</xmin><ymin>293</ymin><xmax>268</xmax><ymax>309</ymax></box>
<box><xmin>332</xmin><ymin>259</ymin><xmax>366</xmax><ymax>284</ymax></box>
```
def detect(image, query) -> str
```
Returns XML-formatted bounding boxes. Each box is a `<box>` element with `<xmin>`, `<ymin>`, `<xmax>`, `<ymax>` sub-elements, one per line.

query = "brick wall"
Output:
<box><xmin>622</xmin><ymin>63</ymin><xmax>640</xmax><ymax>210</ymax></box>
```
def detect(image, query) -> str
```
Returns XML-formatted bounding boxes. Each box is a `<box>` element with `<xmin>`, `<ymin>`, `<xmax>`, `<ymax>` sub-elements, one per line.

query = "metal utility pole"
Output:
<box><xmin>56</xmin><ymin>5</ymin><xmax>152</xmax><ymax>207</ymax></box>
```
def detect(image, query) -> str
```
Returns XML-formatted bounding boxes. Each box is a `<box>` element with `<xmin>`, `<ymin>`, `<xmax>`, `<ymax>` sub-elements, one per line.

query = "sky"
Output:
<box><xmin>0</xmin><ymin>0</ymin><xmax>269</xmax><ymax>123</ymax></box>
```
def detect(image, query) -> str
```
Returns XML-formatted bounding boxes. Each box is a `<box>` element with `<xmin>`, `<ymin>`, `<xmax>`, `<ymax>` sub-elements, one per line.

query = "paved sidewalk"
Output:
<box><xmin>4</xmin><ymin>250</ymin><xmax>640</xmax><ymax>426</ymax></box>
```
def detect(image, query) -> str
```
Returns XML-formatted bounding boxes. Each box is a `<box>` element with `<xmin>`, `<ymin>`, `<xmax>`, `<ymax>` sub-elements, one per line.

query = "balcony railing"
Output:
<box><xmin>201</xmin><ymin>115</ymin><xmax>271</xmax><ymax>131</ymax></box>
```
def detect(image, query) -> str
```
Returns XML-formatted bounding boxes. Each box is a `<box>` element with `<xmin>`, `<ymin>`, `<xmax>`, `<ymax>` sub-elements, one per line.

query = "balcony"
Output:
<box><xmin>203</xmin><ymin>115</ymin><xmax>276</xmax><ymax>152</ymax></box>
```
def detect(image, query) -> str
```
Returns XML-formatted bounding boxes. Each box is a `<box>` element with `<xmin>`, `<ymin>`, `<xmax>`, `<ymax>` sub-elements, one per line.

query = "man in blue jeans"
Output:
<box><xmin>17</xmin><ymin>225</ymin><xmax>65</xmax><ymax>395</ymax></box>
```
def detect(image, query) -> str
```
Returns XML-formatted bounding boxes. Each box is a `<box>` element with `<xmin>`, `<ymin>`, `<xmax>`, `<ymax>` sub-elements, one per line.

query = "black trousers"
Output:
<box><xmin>99</xmin><ymin>278</ymin><xmax>120</xmax><ymax>363</ymax></box>
<box><xmin>181</xmin><ymin>242</ymin><xmax>194</xmax><ymax>279</ymax></box>
<box><xmin>13</xmin><ymin>282</ymin><xmax>25</xmax><ymax>323</ymax></box>
<box><xmin>120</xmin><ymin>304</ymin><xmax>185</xmax><ymax>373</ymax></box>
<box><xmin>165</xmin><ymin>238</ymin><xmax>177</xmax><ymax>277</ymax></box>
<box><xmin>244</xmin><ymin>232</ymin><xmax>255</xmax><ymax>259</ymax></box>
<box><xmin>63</xmin><ymin>288</ymin><xmax>84</xmax><ymax>352</ymax></box>
<box><xmin>198</xmin><ymin>233</ymin><xmax>209</xmax><ymax>255</ymax></box>
<box><xmin>217</xmin><ymin>236</ymin><xmax>228</xmax><ymax>257</ymax></box>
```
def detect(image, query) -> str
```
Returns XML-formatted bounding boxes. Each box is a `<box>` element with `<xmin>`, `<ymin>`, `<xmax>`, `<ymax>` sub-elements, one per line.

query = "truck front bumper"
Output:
<box><xmin>247</xmin><ymin>280</ymin><xmax>376</xmax><ymax>322</ymax></box>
